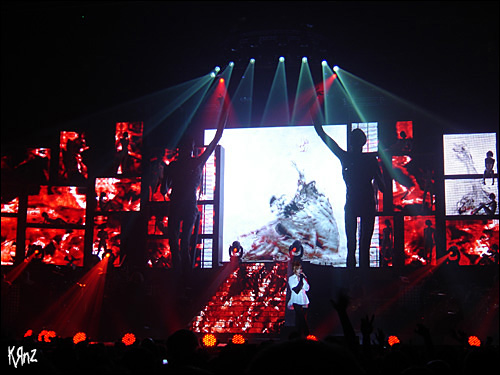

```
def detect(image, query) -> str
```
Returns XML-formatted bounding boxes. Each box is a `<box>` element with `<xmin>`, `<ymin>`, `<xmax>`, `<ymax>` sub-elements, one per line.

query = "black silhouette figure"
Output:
<box><xmin>116</xmin><ymin>131</ymin><xmax>130</xmax><ymax>174</ymax></box>
<box><xmin>165</xmin><ymin>111</ymin><xmax>227</xmax><ymax>277</ymax></box>
<box><xmin>471</xmin><ymin>193</ymin><xmax>497</xmax><ymax>215</ymax></box>
<box><xmin>42</xmin><ymin>212</ymin><xmax>67</xmax><ymax>225</ymax></box>
<box><xmin>96</xmin><ymin>225</ymin><xmax>109</xmax><ymax>256</ymax></box>
<box><xmin>380</xmin><ymin>219</ymin><xmax>393</xmax><ymax>267</ymax></box>
<box><xmin>63</xmin><ymin>133</ymin><xmax>88</xmax><ymax>182</ymax></box>
<box><xmin>313</xmin><ymin>122</ymin><xmax>385</xmax><ymax>268</ymax></box>
<box><xmin>422</xmin><ymin>166</ymin><xmax>435</xmax><ymax>212</ymax></box>
<box><xmin>483</xmin><ymin>150</ymin><xmax>495</xmax><ymax>185</ymax></box>
<box><xmin>423</xmin><ymin>219</ymin><xmax>435</xmax><ymax>265</ymax></box>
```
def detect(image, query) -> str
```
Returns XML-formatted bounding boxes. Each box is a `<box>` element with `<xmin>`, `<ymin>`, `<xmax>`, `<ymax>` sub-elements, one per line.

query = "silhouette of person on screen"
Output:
<box><xmin>165</xmin><ymin>111</ymin><xmax>227</xmax><ymax>278</ymax></box>
<box><xmin>423</xmin><ymin>219</ymin><xmax>435</xmax><ymax>265</ymax></box>
<box><xmin>116</xmin><ymin>131</ymin><xmax>130</xmax><ymax>174</ymax></box>
<box><xmin>483</xmin><ymin>151</ymin><xmax>495</xmax><ymax>185</ymax></box>
<box><xmin>313</xmin><ymin>122</ymin><xmax>385</xmax><ymax>268</ymax></box>
<box><xmin>471</xmin><ymin>193</ymin><xmax>497</xmax><ymax>215</ymax></box>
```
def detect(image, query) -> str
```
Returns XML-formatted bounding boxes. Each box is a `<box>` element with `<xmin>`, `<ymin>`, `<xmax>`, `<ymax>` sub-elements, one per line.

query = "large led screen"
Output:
<box><xmin>1</xmin><ymin>216</ymin><xmax>17</xmax><ymax>265</ymax></box>
<box><xmin>443</xmin><ymin>133</ymin><xmax>497</xmax><ymax>176</ymax></box>
<box><xmin>445</xmin><ymin>178</ymin><xmax>498</xmax><ymax>216</ymax></box>
<box><xmin>446</xmin><ymin>219</ymin><xmax>499</xmax><ymax>265</ymax></box>
<box><xmin>205</xmin><ymin>124</ymin><xmax>348</xmax><ymax>265</ymax></box>
<box><xmin>404</xmin><ymin>216</ymin><xmax>437</xmax><ymax>266</ymax></box>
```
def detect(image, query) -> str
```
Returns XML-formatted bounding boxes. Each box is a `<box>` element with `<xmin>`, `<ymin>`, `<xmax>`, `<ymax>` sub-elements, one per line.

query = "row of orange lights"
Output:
<box><xmin>200</xmin><ymin>333</ymin><xmax>318</xmax><ymax>347</ymax></box>
<box><xmin>23</xmin><ymin>329</ymin><xmax>137</xmax><ymax>346</ymax></box>
<box><xmin>22</xmin><ymin>330</ymin><xmax>483</xmax><ymax>348</ymax></box>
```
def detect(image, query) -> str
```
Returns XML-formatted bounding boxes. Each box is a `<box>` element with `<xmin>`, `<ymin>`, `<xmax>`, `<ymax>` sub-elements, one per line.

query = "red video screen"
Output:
<box><xmin>58</xmin><ymin>131</ymin><xmax>89</xmax><ymax>183</ymax></box>
<box><xmin>95</xmin><ymin>177</ymin><xmax>141</xmax><ymax>212</ymax></box>
<box><xmin>1</xmin><ymin>216</ymin><xmax>17</xmax><ymax>265</ymax></box>
<box><xmin>92</xmin><ymin>215</ymin><xmax>121</xmax><ymax>266</ymax></box>
<box><xmin>25</xmin><ymin>227</ymin><xmax>85</xmax><ymax>267</ymax></box>
<box><xmin>27</xmin><ymin>186</ymin><xmax>86</xmax><ymax>225</ymax></box>
<box><xmin>446</xmin><ymin>219</ymin><xmax>499</xmax><ymax>265</ymax></box>
<box><xmin>404</xmin><ymin>216</ymin><xmax>437</xmax><ymax>266</ymax></box>
<box><xmin>114</xmin><ymin>122</ymin><xmax>143</xmax><ymax>175</ymax></box>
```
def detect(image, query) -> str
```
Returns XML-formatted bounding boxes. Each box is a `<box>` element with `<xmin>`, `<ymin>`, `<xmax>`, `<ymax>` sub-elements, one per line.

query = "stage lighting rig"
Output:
<box><xmin>289</xmin><ymin>240</ymin><xmax>303</xmax><ymax>261</ymax></box>
<box><xmin>229</xmin><ymin>241</ymin><xmax>243</xmax><ymax>259</ymax></box>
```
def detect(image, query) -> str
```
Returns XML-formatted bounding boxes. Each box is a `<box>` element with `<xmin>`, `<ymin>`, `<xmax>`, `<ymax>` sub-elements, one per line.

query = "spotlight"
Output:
<box><xmin>38</xmin><ymin>330</ymin><xmax>57</xmax><ymax>343</ymax></box>
<box><xmin>388</xmin><ymin>335</ymin><xmax>400</xmax><ymax>346</ymax></box>
<box><xmin>289</xmin><ymin>240</ymin><xmax>303</xmax><ymax>260</ymax></box>
<box><xmin>122</xmin><ymin>332</ymin><xmax>136</xmax><ymax>346</ymax></box>
<box><xmin>202</xmin><ymin>333</ymin><xmax>217</xmax><ymax>348</ymax></box>
<box><xmin>468</xmin><ymin>336</ymin><xmax>481</xmax><ymax>347</ymax></box>
<box><xmin>333</xmin><ymin>65</ymin><xmax>339</xmax><ymax>72</ymax></box>
<box><xmin>231</xmin><ymin>334</ymin><xmax>245</xmax><ymax>345</ymax></box>
<box><xmin>279</xmin><ymin>56</ymin><xmax>285</xmax><ymax>62</ymax></box>
<box><xmin>214</xmin><ymin>66</ymin><xmax>221</xmax><ymax>73</ymax></box>
<box><xmin>229</xmin><ymin>61</ymin><xmax>234</xmax><ymax>67</ymax></box>
<box><xmin>24</xmin><ymin>329</ymin><xmax>33</xmax><ymax>338</ymax></box>
<box><xmin>321</xmin><ymin>60</ymin><xmax>328</xmax><ymax>66</ymax></box>
<box><xmin>73</xmin><ymin>332</ymin><xmax>87</xmax><ymax>345</ymax></box>
<box><xmin>250</xmin><ymin>58</ymin><xmax>255</xmax><ymax>64</ymax></box>
<box><xmin>229</xmin><ymin>241</ymin><xmax>243</xmax><ymax>259</ymax></box>
<box><xmin>302</xmin><ymin>57</ymin><xmax>308</xmax><ymax>63</ymax></box>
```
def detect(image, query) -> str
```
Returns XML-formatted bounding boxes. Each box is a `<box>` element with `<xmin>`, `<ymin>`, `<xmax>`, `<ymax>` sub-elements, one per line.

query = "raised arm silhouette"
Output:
<box><xmin>313</xmin><ymin>119</ymin><xmax>385</xmax><ymax>268</ymax></box>
<box><xmin>165</xmin><ymin>110</ymin><xmax>227</xmax><ymax>278</ymax></box>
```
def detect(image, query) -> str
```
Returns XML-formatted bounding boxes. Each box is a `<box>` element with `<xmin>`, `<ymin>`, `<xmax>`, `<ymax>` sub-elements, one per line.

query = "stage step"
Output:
<box><xmin>191</xmin><ymin>262</ymin><xmax>288</xmax><ymax>335</ymax></box>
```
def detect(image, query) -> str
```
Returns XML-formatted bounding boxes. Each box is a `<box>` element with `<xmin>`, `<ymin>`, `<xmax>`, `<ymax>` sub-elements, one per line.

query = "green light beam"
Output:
<box><xmin>335</xmin><ymin>69</ymin><xmax>368</xmax><ymax>123</ymax></box>
<box><xmin>262</xmin><ymin>58</ymin><xmax>290</xmax><ymax>126</ymax></box>
<box><xmin>230</xmin><ymin>60</ymin><xmax>254</xmax><ymax>126</ymax></box>
<box><xmin>336</xmin><ymin>68</ymin><xmax>453</xmax><ymax>127</ymax></box>
<box><xmin>291</xmin><ymin>57</ymin><xmax>316</xmax><ymax>125</ymax></box>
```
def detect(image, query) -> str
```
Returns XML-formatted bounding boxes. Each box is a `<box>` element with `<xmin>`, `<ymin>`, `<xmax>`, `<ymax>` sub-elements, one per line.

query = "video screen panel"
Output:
<box><xmin>404</xmin><ymin>216</ymin><xmax>437</xmax><ymax>266</ymax></box>
<box><xmin>378</xmin><ymin>216</ymin><xmax>394</xmax><ymax>267</ymax></box>
<box><xmin>59</xmin><ymin>131</ymin><xmax>89</xmax><ymax>183</ymax></box>
<box><xmin>206</xmin><ymin>124</ymin><xmax>348</xmax><ymax>265</ymax></box>
<box><xmin>27</xmin><ymin>186</ymin><xmax>87</xmax><ymax>225</ymax></box>
<box><xmin>1</xmin><ymin>197</ymin><xmax>18</xmax><ymax>214</ymax></box>
<box><xmin>148</xmin><ymin>148</ymin><xmax>177</xmax><ymax>202</ymax></box>
<box><xmin>1</xmin><ymin>216</ymin><xmax>17</xmax><ymax>265</ymax></box>
<box><xmin>445</xmin><ymin>179</ymin><xmax>498</xmax><ymax>216</ymax></box>
<box><xmin>25</xmin><ymin>227</ymin><xmax>84</xmax><ymax>267</ymax></box>
<box><xmin>146</xmin><ymin>238</ymin><xmax>172</xmax><ymax>268</ymax></box>
<box><xmin>114</xmin><ymin>122</ymin><xmax>143</xmax><ymax>175</ymax></box>
<box><xmin>446</xmin><ymin>219</ymin><xmax>499</xmax><ymax>265</ymax></box>
<box><xmin>92</xmin><ymin>215</ymin><xmax>121</xmax><ymax>266</ymax></box>
<box><xmin>95</xmin><ymin>177</ymin><xmax>141</xmax><ymax>212</ymax></box>
<box><xmin>443</xmin><ymin>133</ymin><xmax>497</xmax><ymax>176</ymax></box>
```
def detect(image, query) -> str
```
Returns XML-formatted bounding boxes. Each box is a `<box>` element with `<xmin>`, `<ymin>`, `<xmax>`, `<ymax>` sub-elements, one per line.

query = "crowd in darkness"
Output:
<box><xmin>3</xmin><ymin>291</ymin><xmax>498</xmax><ymax>374</ymax></box>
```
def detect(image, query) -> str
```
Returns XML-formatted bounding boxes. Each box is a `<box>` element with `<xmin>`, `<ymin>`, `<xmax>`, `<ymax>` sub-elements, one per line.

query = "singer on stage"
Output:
<box><xmin>287</xmin><ymin>261</ymin><xmax>310</xmax><ymax>337</ymax></box>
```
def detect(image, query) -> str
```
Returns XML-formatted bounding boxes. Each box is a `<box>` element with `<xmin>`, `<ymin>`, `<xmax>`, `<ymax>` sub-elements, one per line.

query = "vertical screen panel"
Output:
<box><xmin>206</xmin><ymin>124</ymin><xmax>348</xmax><ymax>265</ymax></box>
<box><xmin>446</xmin><ymin>219</ymin><xmax>499</xmax><ymax>265</ymax></box>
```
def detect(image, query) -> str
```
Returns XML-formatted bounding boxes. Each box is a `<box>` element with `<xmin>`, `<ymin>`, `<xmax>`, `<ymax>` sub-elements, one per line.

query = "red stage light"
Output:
<box><xmin>202</xmin><ymin>333</ymin><xmax>217</xmax><ymax>347</ymax></box>
<box><xmin>38</xmin><ymin>330</ymin><xmax>56</xmax><ymax>343</ymax></box>
<box><xmin>388</xmin><ymin>335</ymin><xmax>400</xmax><ymax>346</ymax></box>
<box><xmin>73</xmin><ymin>332</ymin><xmax>87</xmax><ymax>344</ymax></box>
<box><xmin>468</xmin><ymin>335</ymin><xmax>481</xmax><ymax>347</ymax></box>
<box><xmin>306</xmin><ymin>334</ymin><xmax>318</xmax><ymax>341</ymax></box>
<box><xmin>122</xmin><ymin>333</ymin><xmax>136</xmax><ymax>346</ymax></box>
<box><xmin>24</xmin><ymin>329</ymin><xmax>33</xmax><ymax>338</ymax></box>
<box><xmin>231</xmin><ymin>334</ymin><xmax>245</xmax><ymax>345</ymax></box>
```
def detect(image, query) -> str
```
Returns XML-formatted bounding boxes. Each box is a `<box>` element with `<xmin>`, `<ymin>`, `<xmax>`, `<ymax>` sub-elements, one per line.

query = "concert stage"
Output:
<box><xmin>4</xmin><ymin>257</ymin><xmax>497</xmax><ymax>347</ymax></box>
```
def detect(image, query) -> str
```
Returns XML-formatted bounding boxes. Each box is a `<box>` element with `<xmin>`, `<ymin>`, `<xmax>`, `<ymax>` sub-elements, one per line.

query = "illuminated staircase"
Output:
<box><xmin>191</xmin><ymin>262</ymin><xmax>288</xmax><ymax>335</ymax></box>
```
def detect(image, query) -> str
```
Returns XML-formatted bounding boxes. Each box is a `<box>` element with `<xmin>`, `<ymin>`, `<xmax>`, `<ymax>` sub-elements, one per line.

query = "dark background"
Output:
<box><xmin>1</xmin><ymin>1</ymin><xmax>498</xmax><ymax>150</ymax></box>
